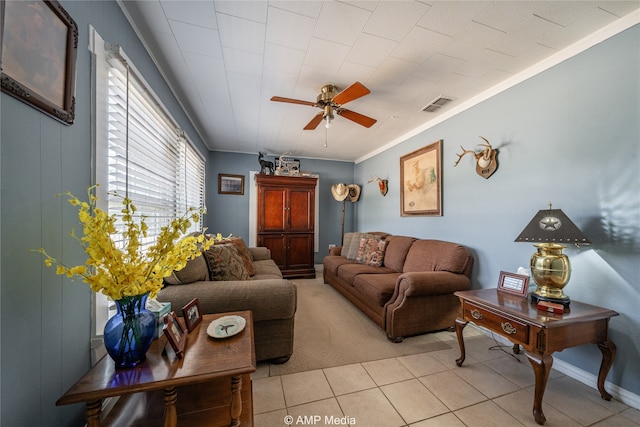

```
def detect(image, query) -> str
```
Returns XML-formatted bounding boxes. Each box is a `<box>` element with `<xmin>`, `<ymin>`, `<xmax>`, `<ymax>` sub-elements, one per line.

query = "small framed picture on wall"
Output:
<box><xmin>218</xmin><ymin>174</ymin><xmax>245</xmax><ymax>195</ymax></box>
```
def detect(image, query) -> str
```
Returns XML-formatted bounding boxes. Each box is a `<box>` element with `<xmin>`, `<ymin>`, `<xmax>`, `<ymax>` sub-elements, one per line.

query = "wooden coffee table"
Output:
<box><xmin>57</xmin><ymin>311</ymin><xmax>256</xmax><ymax>427</ymax></box>
<box><xmin>454</xmin><ymin>289</ymin><xmax>618</xmax><ymax>425</ymax></box>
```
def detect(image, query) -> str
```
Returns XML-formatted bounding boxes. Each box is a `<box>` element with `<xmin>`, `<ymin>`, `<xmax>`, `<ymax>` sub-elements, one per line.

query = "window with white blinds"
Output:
<box><xmin>89</xmin><ymin>27</ymin><xmax>205</xmax><ymax>346</ymax></box>
<box><xmin>95</xmin><ymin>33</ymin><xmax>205</xmax><ymax>243</ymax></box>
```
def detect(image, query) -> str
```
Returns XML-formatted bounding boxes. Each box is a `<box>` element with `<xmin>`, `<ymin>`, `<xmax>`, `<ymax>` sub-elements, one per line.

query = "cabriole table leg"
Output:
<box><xmin>455</xmin><ymin>317</ymin><xmax>468</xmax><ymax>367</ymax></box>
<box><xmin>526</xmin><ymin>352</ymin><xmax>553</xmax><ymax>425</ymax></box>
<box><xmin>597</xmin><ymin>338</ymin><xmax>617</xmax><ymax>401</ymax></box>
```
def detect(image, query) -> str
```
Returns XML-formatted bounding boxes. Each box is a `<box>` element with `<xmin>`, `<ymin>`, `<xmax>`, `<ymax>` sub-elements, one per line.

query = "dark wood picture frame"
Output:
<box><xmin>497</xmin><ymin>271</ymin><xmax>530</xmax><ymax>297</ymax></box>
<box><xmin>181</xmin><ymin>298</ymin><xmax>202</xmax><ymax>332</ymax></box>
<box><xmin>218</xmin><ymin>173</ymin><xmax>245</xmax><ymax>195</ymax></box>
<box><xmin>163</xmin><ymin>311</ymin><xmax>186</xmax><ymax>358</ymax></box>
<box><xmin>0</xmin><ymin>0</ymin><xmax>78</xmax><ymax>125</ymax></box>
<box><xmin>400</xmin><ymin>140</ymin><xmax>442</xmax><ymax>216</ymax></box>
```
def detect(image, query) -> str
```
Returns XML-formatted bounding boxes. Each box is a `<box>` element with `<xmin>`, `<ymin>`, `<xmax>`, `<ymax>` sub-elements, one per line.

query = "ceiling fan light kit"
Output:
<box><xmin>271</xmin><ymin>82</ymin><xmax>377</xmax><ymax>131</ymax></box>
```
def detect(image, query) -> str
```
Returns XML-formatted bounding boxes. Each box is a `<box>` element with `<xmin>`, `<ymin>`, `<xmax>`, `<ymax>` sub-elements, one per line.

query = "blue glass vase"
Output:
<box><xmin>103</xmin><ymin>293</ymin><xmax>155</xmax><ymax>368</ymax></box>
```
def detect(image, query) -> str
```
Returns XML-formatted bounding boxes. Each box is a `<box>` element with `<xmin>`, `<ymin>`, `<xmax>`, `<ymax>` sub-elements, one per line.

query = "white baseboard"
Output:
<box><xmin>471</xmin><ymin>325</ymin><xmax>640</xmax><ymax>410</ymax></box>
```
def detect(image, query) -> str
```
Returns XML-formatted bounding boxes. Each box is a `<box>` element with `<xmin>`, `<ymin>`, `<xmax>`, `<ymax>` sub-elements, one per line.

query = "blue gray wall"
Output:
<box><xmin>1</xmin><ymin>1</ymin><xmax>208</xmax><ymax>425</ymax></box>
<box><xmin>355</xmin><ymin>25</ymin><xmax>640</xmax><ymax>396</ymax></box>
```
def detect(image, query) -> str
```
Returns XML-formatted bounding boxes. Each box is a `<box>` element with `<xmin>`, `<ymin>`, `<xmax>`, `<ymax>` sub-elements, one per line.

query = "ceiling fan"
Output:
<box><xmin>270</xmin><ymin>82</ymin><xmax>377</xmax><ymax>130</ymax></box>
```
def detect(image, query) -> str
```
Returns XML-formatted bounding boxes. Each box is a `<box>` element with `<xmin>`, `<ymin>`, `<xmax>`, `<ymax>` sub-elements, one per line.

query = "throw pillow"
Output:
<box><xmin>204</xmin><ymin>244</ymin><xmax>251</xmax><ymax>281</ymax></box>
<box><xmin>164</xmin><ymin>254</ymin><xmax>208</xmax><ymax>285</ymax></box>
<box><xmin>355</xmin><ymin>237</ymin><xmax>389</xmax><ymax>267</ymax></box>
<box><xmin>343</xmin><ymin>232</ymin><xmax>364</xmax><ymax>260</ymax></box>
<box><xmin>215</xmin><ymin>236</ymin><xmax>255</xmax><ymax>276</ymax></box>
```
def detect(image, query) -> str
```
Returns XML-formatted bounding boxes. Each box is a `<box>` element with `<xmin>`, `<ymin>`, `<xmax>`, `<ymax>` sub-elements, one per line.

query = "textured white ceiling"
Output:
<box><xmin>118</xmin><ymin>1</ymin><xmax>640</xmax><ymax>162</ymax></box>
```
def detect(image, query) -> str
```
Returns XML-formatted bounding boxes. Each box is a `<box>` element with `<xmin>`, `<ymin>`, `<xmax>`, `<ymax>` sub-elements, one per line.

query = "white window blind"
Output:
<box><xmin>101</xmin><ymin>42</ymin><xmax>205</xmax><ymax>244</ymax></box>
<box><xmin>89</xmin><ymin>28</ymin><xmax>206</xmax><ymax>350</ymax></box>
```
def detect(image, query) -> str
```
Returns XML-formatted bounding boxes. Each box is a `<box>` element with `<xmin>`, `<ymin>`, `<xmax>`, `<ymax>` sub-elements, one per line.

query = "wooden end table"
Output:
<box><xmin>454</xmin><ymin>289</ymin><xmax>618</xmax><ymax>425</ymax></box>
<box><xmin>57</xmin><ymin>311</ymin><xmax>256</xmax><ymax>427</ymax></box>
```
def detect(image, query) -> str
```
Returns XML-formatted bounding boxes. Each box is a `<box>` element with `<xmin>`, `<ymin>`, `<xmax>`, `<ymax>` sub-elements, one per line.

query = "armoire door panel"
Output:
<box><xmin>288</xmin><ymin>190</ymin><xmax>313</xmax><ymax>231</ymax></box>
<box><xmin>260</xmin><ymin>188</ymin><xmax>286</xmax><ymax>231</ymax></box>
<box><xmin>287</xmin><ymin>234</ymin><xmax>314</xmax><ymax>269</ymax></box>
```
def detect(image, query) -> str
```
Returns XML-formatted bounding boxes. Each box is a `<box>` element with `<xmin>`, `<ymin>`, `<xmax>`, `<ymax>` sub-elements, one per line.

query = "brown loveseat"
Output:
<box><xmin>323</xmin><ymin>232</ymin><xmax>473</xmax><ymax>342</ymax></box>
<box><xmin>157</xmin><ymin>241</ymin><xmax>296</xmax><ymax>363</ymax></box>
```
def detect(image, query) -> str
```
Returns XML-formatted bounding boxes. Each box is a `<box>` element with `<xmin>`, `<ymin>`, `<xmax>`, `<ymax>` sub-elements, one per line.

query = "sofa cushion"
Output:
<box><xmin>216</xmin><ymin>237</ymin><xmax>255</xmax><ymax>276</ymax></box>
<box><xmin>204</xmin><ymin>244</ymin><xmax>251</xmax><ymax>281</ymax></box>
<box><xmin>356</xmin><ymin>238</ymin><xmax>389</xmax><ymax>267</ymax></box>
<box><xmin>323</xmin><ymin>255</ymin><xmax>355</xmax><ymax>276</ymax></box>
<box><xmin>403</xmin><ymin>240</ymin><xmax>472</xmax><ymax>274</ymax></box>
<box><xmin>251</xmin><ymin>259</ymin><xmax>284</xmax><ymax>280</ymax></box>
<box><xmin>164</xmin><ymin>254</ymin><xmax>208</xmax><ymax>285</ymax></box>
<box><xmin>382</xmin><ymin>236</ymin><xmax>417</xmax><ymax>272</ymax></box>
<box><xmin>337</xmin><ymin>263</ymin><xmax>395</xmax><ymax>283</ymax></box>
<box><xmin>353</xmin><ymin>273</ymin><xmax>401</xmax><ymax>307</ymax></box>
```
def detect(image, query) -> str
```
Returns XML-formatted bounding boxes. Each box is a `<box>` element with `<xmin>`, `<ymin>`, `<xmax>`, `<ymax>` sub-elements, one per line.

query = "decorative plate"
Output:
<box><xmin>207</xmin><ymin>315</ymin><xmax>246</xmax><ymax>339</ymax></box>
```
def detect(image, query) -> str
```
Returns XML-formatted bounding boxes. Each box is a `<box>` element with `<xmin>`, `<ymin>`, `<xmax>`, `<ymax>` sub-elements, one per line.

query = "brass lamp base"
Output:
<box><xmin>530</xmin><ymin>243</ymin><xmax>572</xmax><ymax>307</ymax></box>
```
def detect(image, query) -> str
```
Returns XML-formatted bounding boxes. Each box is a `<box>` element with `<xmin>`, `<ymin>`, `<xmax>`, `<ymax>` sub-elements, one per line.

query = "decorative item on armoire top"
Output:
<box><xmin>454</xmin><ymin>136</ymin><xmax>498</xmax><ymax>179</ymax></box>
<box><xmin>275</xmin><ymin>156</ymin><xmax>300</xmax><ymax>176</ymax></box>
<box><xmin>258</xmin><ymin>152</ymin><xmax>274</xmax><ymax>175</ymax></box>
<box><xmin>515</xmin><ymin>203</ymin><xmax>591</xmax><ymax>307</ymax></box>
<box><xmin>400</xmin><ymin>140</ymin><xmax>442</xmax><ymax>216</ymax></box>
<box><xmin>368</xmin><ymin>176</ymin><xmax>388</xmax><ymax>196</ymax></box>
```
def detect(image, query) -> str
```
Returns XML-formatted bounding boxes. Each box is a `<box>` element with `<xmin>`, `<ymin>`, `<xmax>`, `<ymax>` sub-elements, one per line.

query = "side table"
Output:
<box><xmin>454</xmin><ymin>289</ymin><xmax>618</xmax><ymax>425</ymax></box>
<box><xmin>57</xmin><ymin>311</ymin><xmax>256</xmax><ymax>427</ymax></box>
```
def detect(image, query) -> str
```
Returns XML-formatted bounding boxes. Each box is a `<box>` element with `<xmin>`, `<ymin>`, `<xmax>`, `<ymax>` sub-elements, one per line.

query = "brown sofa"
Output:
<box><xmin>323</xmin><ymin>232</ymin><xmax>473</xmax><ymax>342</ymax></box>
<box><xmin>157</xmin><ymin>244</ymin><xmax>296</xmax><ymax>363</ymax></box>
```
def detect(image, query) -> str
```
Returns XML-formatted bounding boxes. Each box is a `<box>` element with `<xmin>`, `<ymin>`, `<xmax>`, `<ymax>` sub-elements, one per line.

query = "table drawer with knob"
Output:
<box><xmin>463</xmin><ymin>302</ymin><xmax>529</xmax><ymax>345</ymax></box>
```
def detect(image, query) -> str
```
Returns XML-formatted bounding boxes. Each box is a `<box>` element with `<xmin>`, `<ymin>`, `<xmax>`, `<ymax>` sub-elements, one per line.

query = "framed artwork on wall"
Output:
<box><xmin>400</xmin><ymin>140</ymin><xmax>442</xmax><ymax>216</ymax></box>
<box><xmin>218</xmin><ymin>174</ymin><xmax>245</xmax><ymax>195</ymax></box>
<box><xmin>0</xmin><ymin>0</ymin><xmax>78</xmax><ymax>124</ymax></box>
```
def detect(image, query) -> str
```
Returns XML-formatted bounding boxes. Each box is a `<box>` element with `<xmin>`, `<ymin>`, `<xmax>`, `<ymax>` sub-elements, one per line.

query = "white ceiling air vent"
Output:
<box><xmin>422</xmin><ymin>96</ymin><xmax>455</xmax><ymax>113</ymax></box>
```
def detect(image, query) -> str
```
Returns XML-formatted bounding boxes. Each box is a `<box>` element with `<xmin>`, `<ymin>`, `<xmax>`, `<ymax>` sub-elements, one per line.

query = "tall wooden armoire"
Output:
<box><xmin>256</xmin><ymin>174</ymin><xmax>317</xmax><ymax>278</ymax></box>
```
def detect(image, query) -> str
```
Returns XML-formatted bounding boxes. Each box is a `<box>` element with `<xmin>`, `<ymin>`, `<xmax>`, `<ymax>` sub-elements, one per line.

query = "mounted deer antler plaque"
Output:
<box><xmin>368</xmin><ymin>176</ymin><xmax>388</xmax><ymax>196</ymax></box>
<box><xmin>454</xmin><ymin>136</ymin><xmax>498</xmax><ymax>179</ymax></box>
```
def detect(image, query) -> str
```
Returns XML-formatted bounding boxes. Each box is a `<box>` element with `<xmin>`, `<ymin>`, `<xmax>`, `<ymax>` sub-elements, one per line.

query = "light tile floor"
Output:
<box><xmin>252</xmin><ymin>330</ymin><xmax>639</xmax><ymax>427</ymax></box>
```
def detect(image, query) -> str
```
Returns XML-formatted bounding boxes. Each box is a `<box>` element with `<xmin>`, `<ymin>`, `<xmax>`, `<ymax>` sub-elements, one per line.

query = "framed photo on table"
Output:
<box><xmin>163</xmin><ymin>312</ymin><xmax>186</xmax><ymax>358</ymax></box>
<box><xmin>497</xmin><ymin>271</ymin><xmax>530</xmax><ymax>297</ymax></box>
<box><xmin>0</xmin><ymin>0</ymin><xmax>78</xmax><ymax>124</ymax></box>
<box><xmin>182</xmin><ymin>298</ymin><xmax>202</xmax><ymax>332</ymax></box>
<box><xmin>400</xmin><ymin>140</ymin><xmax>442</xmax><ymax>216</ymax></box>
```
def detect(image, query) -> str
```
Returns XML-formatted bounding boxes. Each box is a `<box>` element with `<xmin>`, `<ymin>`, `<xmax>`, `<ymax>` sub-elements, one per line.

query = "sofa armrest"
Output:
<box><xmin>394</xmin><ymin>271</ymin><xmax>471</xmax><ymax>297</ymax></box>
<box><xmin>249</xmin><ymin>246</ymin><xmax>272</xmax><ymax>261</ymax></box>
<box><xmin>157</xmin><ymin>279</ymin><xmax>296</xmax><ymax>322</ymax></box>
<box><xmin>328</xmin><ymin>246</ymin><xmax>342</xmax><ymax>256</ymax></box>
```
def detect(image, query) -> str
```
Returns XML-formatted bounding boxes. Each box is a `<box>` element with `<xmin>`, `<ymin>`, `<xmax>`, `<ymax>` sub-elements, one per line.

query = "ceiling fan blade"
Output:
<box><xmin>333</xmin><ymin>82</ymin><xmax>370</xmax><ymax>105</ymax></box>
<box><xmin>337</xmin><ymin>109</ymin><xmax>377</xmax><ymax>128</ymax></box>
<box><xmin>304</xmin><ymin>113</ymin><xmax>324</xmax><ymax>130</ymax></box>
<box><xmin>270</xmin><ymin>96</ymin><xmax>317</xmax><ymax>107</ymax></box>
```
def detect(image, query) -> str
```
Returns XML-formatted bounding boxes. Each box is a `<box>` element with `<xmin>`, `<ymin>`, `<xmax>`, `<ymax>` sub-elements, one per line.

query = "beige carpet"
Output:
<box><xmin>269</xmin><ymin>278</ymin><xmax>451</xmax><ymax>376</ymax></box>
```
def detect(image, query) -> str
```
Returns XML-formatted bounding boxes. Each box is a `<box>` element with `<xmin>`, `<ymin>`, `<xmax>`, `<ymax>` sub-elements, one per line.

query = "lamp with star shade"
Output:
<box><xmin>515</xmin><ymin>204</ymin><xmax>591</xmax><ymax>306</ymax></box>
